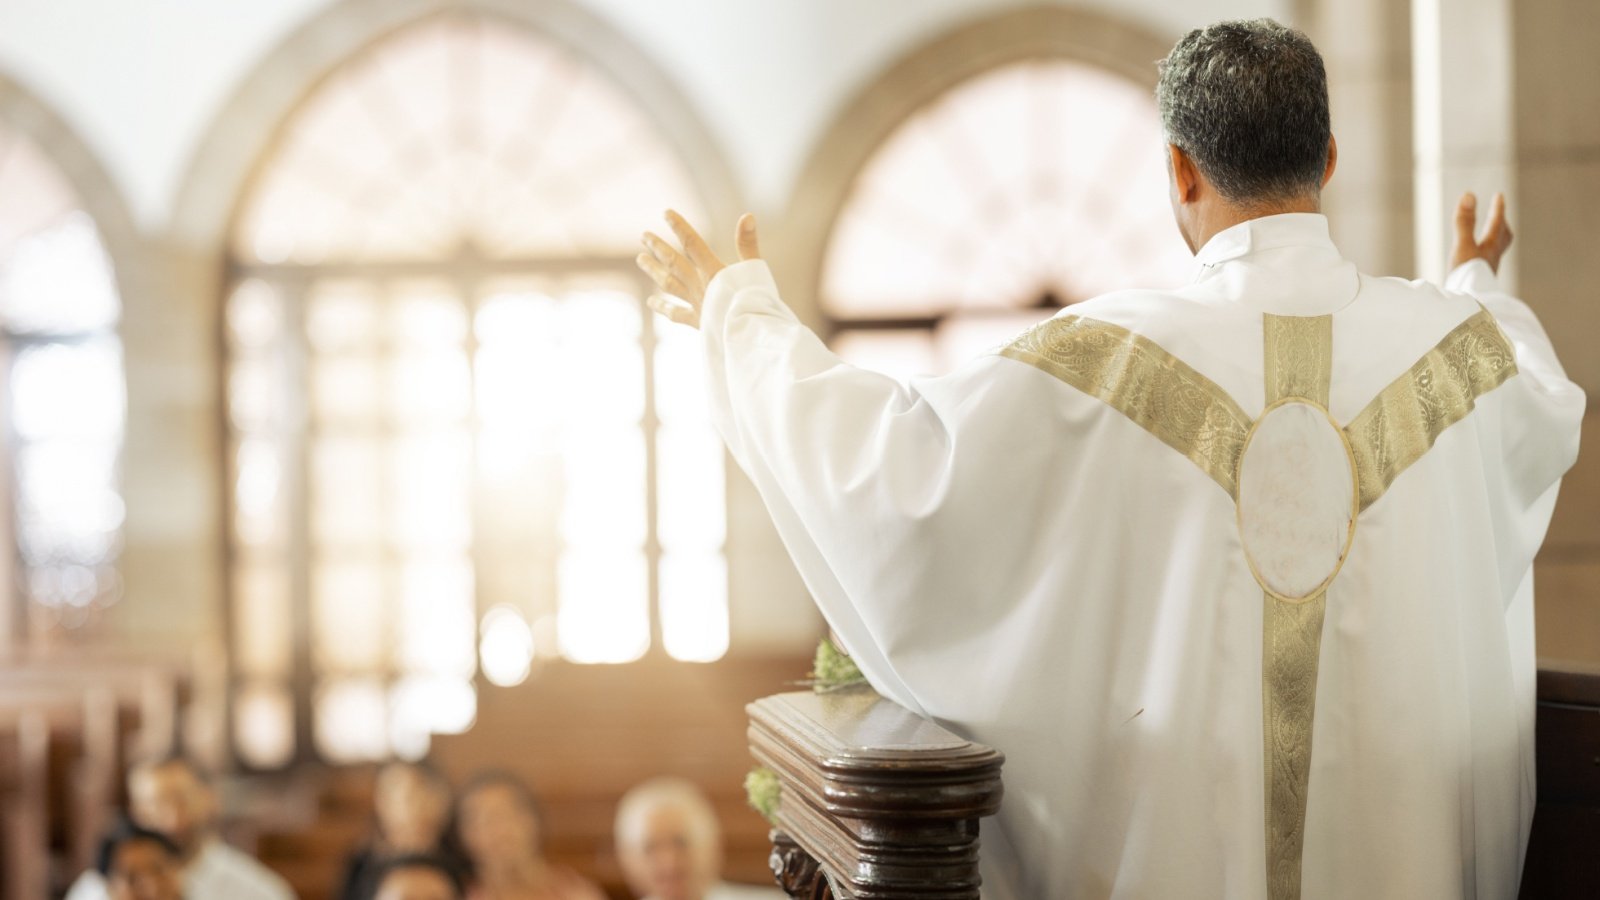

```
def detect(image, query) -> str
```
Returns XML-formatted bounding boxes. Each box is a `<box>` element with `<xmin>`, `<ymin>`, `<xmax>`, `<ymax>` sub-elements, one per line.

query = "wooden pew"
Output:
<box><xmin>0</xmin><ymin>654</ymin><xmax>192</xmax><ymax>898</ymax></box>
<box><xmin>746</xmin><ymin>687</ymin><xmax>1004</xmax><ymax>899</ymax></box>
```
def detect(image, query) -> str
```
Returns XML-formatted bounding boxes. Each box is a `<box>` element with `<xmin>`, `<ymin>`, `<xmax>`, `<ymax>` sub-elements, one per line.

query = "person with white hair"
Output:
<box><xmin>613</xmin><ymin>778</ymin><xmax>781</xmax><ymax>900</ymax></box>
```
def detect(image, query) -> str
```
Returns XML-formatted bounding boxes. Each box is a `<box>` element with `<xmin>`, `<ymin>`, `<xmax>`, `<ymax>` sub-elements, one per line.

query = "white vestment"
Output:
<box><xmin>697</xmin><ymin>213</ymin><xmax>1584</xmax><ymax>899</ymax></box>
<box><xmin>67</xmin><ymin>836</ymin><xmax>298</xmax><ymax>900</ymax></box>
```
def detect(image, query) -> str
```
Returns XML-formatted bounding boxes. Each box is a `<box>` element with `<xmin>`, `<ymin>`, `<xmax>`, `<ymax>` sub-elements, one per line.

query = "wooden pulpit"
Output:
<box><xmin>747</xmin><ymin>688</ymin><xmax>1004</xmax><ymax>899</ymax></box>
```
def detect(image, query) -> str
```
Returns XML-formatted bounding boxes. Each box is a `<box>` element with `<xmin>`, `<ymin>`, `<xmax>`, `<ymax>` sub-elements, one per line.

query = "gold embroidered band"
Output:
<box><xmin>1343</xmin><ymin>308</ymin><xmax>1519</xmax><ymax>512</ymax></box>
<box><xmin>999</xmin><ymin>315</ymin><xmax>1252</xmax><ymax>497</ymax></box>
<box><xmin>1263</xmin><ymin>314</ymin><xmax>1332</xmax><ymax>406</ymax></box>
<box><xmin>1258</xmin><ymin>314</ymin><xmax>1336</xmax><ymax>900</ymax></box>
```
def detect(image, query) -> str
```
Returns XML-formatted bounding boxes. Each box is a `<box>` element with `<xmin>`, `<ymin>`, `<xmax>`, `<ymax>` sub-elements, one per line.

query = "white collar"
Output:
<box><xmin>1192</xmin><ymin>212</ymin><xmax>1337</xmax><ymax>269</ymax></box>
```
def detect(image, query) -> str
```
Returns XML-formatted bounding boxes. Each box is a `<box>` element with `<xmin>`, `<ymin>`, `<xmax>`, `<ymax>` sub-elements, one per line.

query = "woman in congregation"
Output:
<box><xmin>455</xmin><ymin>771</ymin><xmax>606</xmax><ymax>900</ymax></box>
<box><xmin>340</xmin><ymin>761</ymin><xmax>467</xmax><ymax>900</ymax></box>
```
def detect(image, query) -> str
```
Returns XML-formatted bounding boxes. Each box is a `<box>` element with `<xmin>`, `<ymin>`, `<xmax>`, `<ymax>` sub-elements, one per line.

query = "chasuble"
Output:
<box><xmin>697</xmin><ymin>213</ymin><xmax>1583</xmax><ymax>899</ymax></box>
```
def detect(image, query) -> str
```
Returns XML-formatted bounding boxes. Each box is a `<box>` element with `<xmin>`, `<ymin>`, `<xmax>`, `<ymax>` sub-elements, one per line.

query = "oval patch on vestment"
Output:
<box><xmin>1237</xmin><ymin>400</ymin><xmax>1357</xmax><ymax>600</ymax></box>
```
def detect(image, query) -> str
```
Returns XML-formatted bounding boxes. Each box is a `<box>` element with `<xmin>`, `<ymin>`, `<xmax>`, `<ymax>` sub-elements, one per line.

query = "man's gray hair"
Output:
<box><xmin>1156</xmin><ymin>19</ymin><xmax>1331</xmax><ymax>205</ymax></box>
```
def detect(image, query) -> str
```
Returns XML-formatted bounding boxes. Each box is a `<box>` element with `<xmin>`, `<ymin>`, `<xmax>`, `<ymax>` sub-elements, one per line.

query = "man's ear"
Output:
<box><xmin>1168</xmin><ymin>144</ymin><xmax>1199</xmax><ymax>205</ymax></box>
<box><xmin>1322</xmin><ymin>135</ymin><xmax>1338</xmax><ymax>188</ymax></box>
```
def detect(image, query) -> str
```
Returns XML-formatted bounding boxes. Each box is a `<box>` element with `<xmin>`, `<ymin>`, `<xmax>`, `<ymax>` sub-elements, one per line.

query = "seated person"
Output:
<box><xmin>341</xmin><ymin>761</ymin><xmax>466</xmax><ymax>900</ymax></box>
<box><xmin>373</xmin><ymin>855</ymin><xmax>467</xmax><ymax>900</ymax></box>
<box><xmin>96</xmin><ymin>819</ymin><xmax>183</xmax><ymax>900</ymax></box>
<box><xmin>454</xmin><ymin>770</ymin><xmax>606</xmax><ymax>900</ymax></box>
<box><xmin>614</xmin><ymin>778</ymin><xmax>782</xmax><ymax>900</ymax></box>
<box><xmin>68</xmin><ymin>754</ymin><xmax>296</xmax><ymax>900</ymax></box>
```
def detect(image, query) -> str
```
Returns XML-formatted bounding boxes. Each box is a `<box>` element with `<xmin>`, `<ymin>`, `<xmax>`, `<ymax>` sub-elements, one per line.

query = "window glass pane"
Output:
<box><xmin>315</xmin><ymin>677</ymin><xmax>389</xmax><ymax>762</ymax></box>
<box><xmin>557</xmin><ymin>551</ymin><xmax>647</xmax><ymax>663</ymax></box>
<box><xmin>656</xmin><ymin>425</ymin><xmax>723</xmax><ymax>553</ymax></box>
<box><xmin>228</xmin><ymin>354</ymin><xmax>283</xmax><ymax>433</ymax></box>
<box><xmin>234</xmin><ymin>681</ymin><xmax>295</xmax><ymax>769</ymax></box>
<box><xmin>15</xmin><ymin>441</ymin><xmax>122</xmax><ymax>569</ymax></box>
<box><xmin>312</xmin><ymin>561</ymin><xmax>388</xmax><ymax>672</ymax></box>
<box><xmin>233</xmin><ymin>437</ymin><xmax>284</xmax><ymax>549</ymax></box>
<box><xmin>311</xmin><ymin>436</ymin><xmax>384</xmax><ymax>547</ymax></box>
<box><xmin>227</xmin><ymin>280</ymin><xmax>282</xmax><ymax>350</ymax></box>
<box><xmin>12</xmin><ymin>339</ymin><xmax>124</xmax><ymax>441</ymax></box>
<box><xmin>233</xmin><ymin>563</ymin><xmax>293</xmax><ymax>677</ymax></box>
<box><xmin>398</xmin><ymin>556</ymin><xmax>476</xmax><ymax>678</ymax></box>
<box><xmin>557</xmin><ymin>292</ymin><xmax>643</xmax><ymax>425</ymax></box>
<box><xmin>312</xmin><ymin>356</ymin><xmax>382</xmax><ymax>424</ymax></box>
<box><xmin>660</xmin><ymin>553</ymin><xmax>728</xmax><ymax>663</ymax></box>
<box><xmin>0</xmin><ymin>212</ymin><xmax>118</xmax><ymax>334</ymax></box>
<box><xmin>479</xmin><ymin>604</ymin><xmax>535</xmax><ymax>687</ymax></box>
<box><xmin>652</xmin><ymin>325</ymin><xmax>711</xmax><ymax>425</ymax></box>
<box><xmin>391</xmin><ymin>285</ymin><xmax>466</xmax><ymax>346</ymax></box>
<box><xmin>389</xmin><ymin>350</ymin><xmax>470</xmax><ymax>423</ymax></box>
<box><xmin>391</xmin><ymin>432</ymin><xmax>472</xmax><ymax>550</ymax></box>
<box><xmin>559</xmin><ymin>427</ymin><xmax>644</xmax><ymax>548</ymax></box>
<box><xmin>391</xmin><ymin>674</ymin><xmax>476</xmax><ymax>747</ymax></box>
<box><xmin>306</xmin><ymin>281</ymin><xmax>381</xmax><ymax>355</ymax></box>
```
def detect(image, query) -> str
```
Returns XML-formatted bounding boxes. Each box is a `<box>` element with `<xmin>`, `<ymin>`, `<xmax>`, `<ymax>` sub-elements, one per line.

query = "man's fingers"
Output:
<box><xmin>642</xmin><ymin>232</ymin><xmax>702</xmax><ymax>290</ymax></box>
<box><xmin>647</xmin><ymin>292</ymin><xmax>699</xmax><ymax>327</ymax></box>
<box><xmin>1484</xmin><ymin>192</ymin><xmax>1511</xmax><ymax>247</ymax></box>
<box><xmin>736</xmin><ymin>213</ymin><xmax>762</xmax><ymax>261</ymax></box>
<box><xmin>1454</xmin><ymin>192</ymin><xmax>1478</xmax><ymax>243</ymax></box>
<box><xmin>635</xmin><ymin>253</ymin><xmax>694</xmax><ymax>300</ymax></box>
<box><xmin>665</xmin><ymin>209</ymin><xmax>723</xmax><ymax>276</ymax></box>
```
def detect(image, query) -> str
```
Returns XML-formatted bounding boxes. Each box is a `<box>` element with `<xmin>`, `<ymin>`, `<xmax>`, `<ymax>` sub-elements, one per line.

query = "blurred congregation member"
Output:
<box><xmin>614</xmin><ymin>778</ymin><xmax>781</xmax><ymax>900</ymax></box>
<box><xmin>455</xmin><ymin>770</ymin><xmax>606</xmax><ymax>900</ymax></box>
<box><xmin>341</xmin><ymin>761</ymin><xmax>465</xmax><ymax>900</ymax></box>
<box><xmin>96</xmin><ymin>820</ymin><xmax>184</xmax><ymax>900</ymax></box>
<box><xmin>373</xmin><ymin>855</ymin><xmax>467</xmax><ymax>900</ymax></box>
<box><xmin>68</xmin><ymin>755</ymin><xmax>296</xmax><ymax>900</ymax></box>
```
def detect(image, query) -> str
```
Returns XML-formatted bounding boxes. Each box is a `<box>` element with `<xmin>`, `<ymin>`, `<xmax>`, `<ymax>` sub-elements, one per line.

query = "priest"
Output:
<box><xmin>637</xmin><ymin>18</ymin><xmax>1583</xmax><ymax>900</ymax></box>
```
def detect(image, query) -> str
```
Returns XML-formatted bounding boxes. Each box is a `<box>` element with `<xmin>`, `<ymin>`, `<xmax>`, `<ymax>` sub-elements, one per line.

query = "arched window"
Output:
<box><xmin>790</xmin><ymin>11</ymin><xmax>1192</xmax><ymax>380</ymax></box>
<box><xmin>0</xmin><ymin>119</ymin><xmax>125</xmax><ymax>642</ymax></box>
<box><xmin>225</xmin><ymin>13</ymin><xmax>727</xmax><ymax>767</ymax></box>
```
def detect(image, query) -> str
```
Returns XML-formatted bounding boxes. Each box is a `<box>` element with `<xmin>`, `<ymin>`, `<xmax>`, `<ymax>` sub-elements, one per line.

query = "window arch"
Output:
<box><xmin>782</xmin><ymin>8</ymin><xmax>1190</xmax><ymax>380</ymax></box>
<box><xmin>222</xmin><ymin>9</ymin><xmax>735</xmax><ymax>768</ymax></box>
<box><xmin>0</xmin><ymin>83</ymin><xmax>131</xmax><ymax>647</ymax></box>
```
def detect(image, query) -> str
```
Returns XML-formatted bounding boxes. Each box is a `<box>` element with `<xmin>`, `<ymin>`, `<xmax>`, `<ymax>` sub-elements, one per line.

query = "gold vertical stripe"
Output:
<box><xmin>1263</xmin><ymin>314</ymin><xmax>1332</xmax><ymax>406</ymax></box>
<box><xmin>1259</xmin><ymin>314</ymin><xmax>1335</xmax><ymax>900</ymax></box>
<box><xmin>1343</xmin><ymin>308</ymin><xmax>1519</xmax><ymax>511</ymax></box>
<box><xmin>998</xmin><ymin>315</ymin><xmax>1252</xmax><ymax>498</ymax></box>
<box><xmin>1262</xmin><ymin>589</ymin><xmax>1327</xmax><ymax>900</ymax></box>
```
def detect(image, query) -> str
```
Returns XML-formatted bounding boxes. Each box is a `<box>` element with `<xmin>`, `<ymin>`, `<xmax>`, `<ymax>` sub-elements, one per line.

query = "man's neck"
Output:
<box><xmin>1191</xmin><ymin>195</ymin><xmax>1322</xmax><ymax>252</ymax></box>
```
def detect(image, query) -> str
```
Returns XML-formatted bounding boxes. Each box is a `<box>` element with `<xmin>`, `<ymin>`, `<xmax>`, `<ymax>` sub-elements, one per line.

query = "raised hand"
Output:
<box><xmin>1451</xmin><ymin>192</ymin><xmax>1513</xmax><ymax>274</ymax></box>
<box><xmin>637</xmin><ymin>210</ymin><xmax>761</xmax><ymax>329</ymax></box>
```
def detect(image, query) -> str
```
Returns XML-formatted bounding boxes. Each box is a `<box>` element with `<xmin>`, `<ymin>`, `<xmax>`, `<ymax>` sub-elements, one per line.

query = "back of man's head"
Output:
<box><xmin>1156</xmin><ymin>19</ymin><xmax>1331</xmax><ymax>206</ymax></box>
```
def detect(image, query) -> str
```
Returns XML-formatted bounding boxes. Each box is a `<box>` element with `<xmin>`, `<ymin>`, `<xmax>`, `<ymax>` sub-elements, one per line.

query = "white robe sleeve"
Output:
<box><xmin>696</xmin><ymin>260</ymin><xmax>1053</xmax><ymax>715</ymax></box>
<box><xmin>1445</xmin><ymin>259</ymin><xmax>1586</xmax><ymax>598</ymax></box>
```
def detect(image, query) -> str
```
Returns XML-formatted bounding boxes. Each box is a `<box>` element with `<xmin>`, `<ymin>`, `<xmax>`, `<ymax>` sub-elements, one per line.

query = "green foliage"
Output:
<box><xmin>744</xmin><ymin>766</ymin><xmax>781</xmax><ymax>823</ymax></box>
<box><xmin>809</xmin><ymin>636</ymin><xmax>867</xmax><ymax>693</ymax></box>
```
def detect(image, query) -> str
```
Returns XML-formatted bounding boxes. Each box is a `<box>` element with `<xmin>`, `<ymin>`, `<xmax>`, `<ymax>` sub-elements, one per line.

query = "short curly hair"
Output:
<box><xmin>1156</xmin><ymin>19</ymin><xmax>1331</xmax><ymax>204</ymax></box>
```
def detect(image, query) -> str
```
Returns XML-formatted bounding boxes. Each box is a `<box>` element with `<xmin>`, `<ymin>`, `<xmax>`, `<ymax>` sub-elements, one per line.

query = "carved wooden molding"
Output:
<box><xmin>749</xmin><ymin>688</ymin><xmax>1004</xmax><ymax>899</ymax></box>
<box><xmin>770</xmin><ymin>829</ymin><xmax>835</xmax><ymax>900</ymax></box>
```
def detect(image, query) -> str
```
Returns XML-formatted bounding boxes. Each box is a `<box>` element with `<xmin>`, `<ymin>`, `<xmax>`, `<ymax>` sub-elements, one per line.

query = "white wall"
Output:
<box><xmin>0</xmin><ymin>0</ymin><xmax>1287</xmax><ymax>231</ymax></box>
